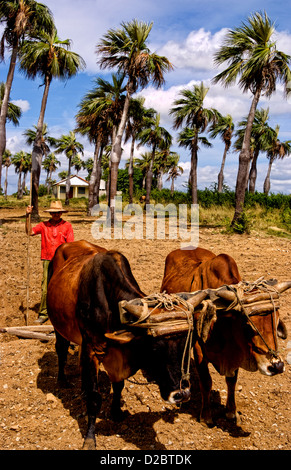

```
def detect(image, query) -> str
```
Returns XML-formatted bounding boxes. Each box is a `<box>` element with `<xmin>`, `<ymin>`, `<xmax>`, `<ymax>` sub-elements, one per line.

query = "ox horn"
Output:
<box><xmin>274</xmin><ymin>281</ymin><xmax>291</xmax><ymax>293</ymax></box>
<box><xmin>186</xmin><ymin>290</ymin><xmax>209</xmax><ymax>308</ymax></box>
<box><xmin>212</xmin><ymin>286</ymin><xmax>237</xmax><ymax>302</ymax></box>
<box><xmin>120</xmin><ymin>300</ymin><xmax>145</xmax><ymax>318</ymax></box>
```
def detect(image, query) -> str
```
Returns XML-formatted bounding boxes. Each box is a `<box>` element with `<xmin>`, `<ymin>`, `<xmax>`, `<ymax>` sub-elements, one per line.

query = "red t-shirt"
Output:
<box><xmin>32</xmin><ymin>219</ymin><xmax>74</xmax><ymax>260</ymax></box>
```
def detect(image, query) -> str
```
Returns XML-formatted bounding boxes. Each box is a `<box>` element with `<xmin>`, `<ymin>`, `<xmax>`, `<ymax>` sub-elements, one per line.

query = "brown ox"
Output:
<box><xmin>47</xmin><ymin>240</ymin><xmax>202</xmax><ymax>450</ymax></box>
<box><xmin>161</xmin><ymin>246</ymin><xmax>289</xmax><ymax>425</ymax></box>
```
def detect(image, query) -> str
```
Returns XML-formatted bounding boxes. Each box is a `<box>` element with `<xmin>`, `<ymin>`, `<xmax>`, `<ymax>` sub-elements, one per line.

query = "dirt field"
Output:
<box><xmin>0</xmin><ymin>206</ymin><xmax>290</xmax><ymax>451</ymax></box>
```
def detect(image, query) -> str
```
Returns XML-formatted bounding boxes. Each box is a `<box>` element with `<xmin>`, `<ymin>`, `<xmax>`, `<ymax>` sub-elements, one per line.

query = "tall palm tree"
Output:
<box><xmin>42</xmin><ymin>152</ymin><xmax>60</xmax><ymax>194</ymax></box>
<box><xmin>23</xmin><ymin>123</ymin><xmax>52</xmax><ymax>159</ymax></box>
<box><xmin>0</xmin><ymin>0</ymin><xmax>54</xmax><ymax>189</ymax></box>
<box><xmin>170</xmin><ymin>82</ymin><xmax>217</xmax><ymax>204</ymax></box>
<box><xmin>234</xmin><ymin>108</ymin><xmax>274</xmax><ymax>193</ymax></box>
<box><xmin>166</xmin><ymin>155</ymin><xmax>184</xmax><ymax>195</ymax></box>
<box><xmin>134</xmin><ymin>152</ymin><xmax>152</xmax><ymax>190</ymax></box>
<box><xmin>2</xmin><ymin>149</ymin><xmax>12</xmax><ymax>199</ymax></box>
<box><xmin>263</xmin><ymin>126</ymin><xmax>291</xmax><ymax>195</ymax></box>
<box><xmin>11</xmin><ymin>150</ymin><xmax>30</xmax><ymax>199</ymax></box>
<box><xmin>54</xmin><ymin>131</ymin><xmax>84</xmax><ymax>205</ymax></box>
<box><xmin>124</xmin><ymin>97</ymin><xmax>155</xmax><ymax>203</ymax></box>
<box><xmin>75</xmin><ymin>74</ymin><xmax>125</xmax><ymax>213</ymax></box>
<box><xmin>213</xmin><ymin>11</ymin><xmax>291</xmax><ymax>224</ymax></box>
<box><xmin>178</xmin><ymin>127</ymin><xmax>212</xmax><ymax>200</ymax></box>
<box><xmin>137</xmin><ymin>112</ymin><xmax>172</xmax><ymax>203</ymax></box>
<box><xmin>96</xmin><ymin>19</ymin><xmax>173</xmax><ymax>219</ymax></box>
<box><xmin>19</xmin><ymin>26</ymin><xmax>85</xmax><ymax>218</ymax></box>
<box><xmin>209</xmin><ymin>113</ymin><xmax>234</xmax><ymax>192</ymax></box>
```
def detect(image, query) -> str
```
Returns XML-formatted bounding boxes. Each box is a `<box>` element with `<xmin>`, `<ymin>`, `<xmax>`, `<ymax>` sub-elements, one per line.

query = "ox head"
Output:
<box><xmin>106</xmin><ymin>290</ymin><xmax>208</xmax><ymax>405</ymax></box>
<box><xmin>211</xmin><ymin>280</ymin><xmax>290</xmax><ymax>376</ymax></box>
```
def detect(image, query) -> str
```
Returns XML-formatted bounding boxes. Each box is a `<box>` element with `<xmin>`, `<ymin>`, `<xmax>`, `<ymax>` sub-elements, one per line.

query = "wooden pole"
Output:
<box><xmin>25</xmin><ymin>171</ymin><xmax>33</xmax><ymax>326</ymax></box>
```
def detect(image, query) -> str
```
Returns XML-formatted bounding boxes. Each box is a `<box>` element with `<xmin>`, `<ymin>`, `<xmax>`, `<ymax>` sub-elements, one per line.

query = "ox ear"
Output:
<box><xmin>277</xmin><ymin>319</ymin><xmax>288</xmax><ymax>340</ymax></box>
<box><xmin>105</xmin><ymin>330</ymin><xmax>136</xmax><ymax>344</ymax></box>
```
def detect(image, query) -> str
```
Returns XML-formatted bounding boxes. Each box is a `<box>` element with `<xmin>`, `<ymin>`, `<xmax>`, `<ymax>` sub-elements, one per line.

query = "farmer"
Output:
<box><xmin>25</xmin><ymin>200</ymin><xmax>74</xmax><ymax>324</ymax></box>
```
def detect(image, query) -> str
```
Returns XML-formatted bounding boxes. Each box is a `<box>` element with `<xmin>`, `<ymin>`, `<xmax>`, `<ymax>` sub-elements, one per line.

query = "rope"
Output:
<box><xmin>225</xmin><ymin>278</ymin><xmax>280</xmax><ymax>358</ymax></box>
<box><xmin>127</xmin><ymin>293</ymin><xmax>194</xmax><ymax>386</ymax></box>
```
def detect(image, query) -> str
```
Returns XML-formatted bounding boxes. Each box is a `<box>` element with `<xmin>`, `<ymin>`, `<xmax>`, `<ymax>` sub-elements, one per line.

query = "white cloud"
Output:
<box><xmin>11</xmin><ymin>100</ymin><xmax>30</xmax><ymax>113</ymax></box>
<box><xmin>159</xmin><ymin>28</ymin><xmax>228</xmax><ymax>72</ymax></box>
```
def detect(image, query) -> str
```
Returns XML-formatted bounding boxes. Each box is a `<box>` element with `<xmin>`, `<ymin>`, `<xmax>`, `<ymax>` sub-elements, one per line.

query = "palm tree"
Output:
<box><xmin>19</xmin><ymin>26</ymin><xmax>85</xmax><ymax>218</ymax></box>
<box><xmin>75</xmin><ymin>74</ymin><xmax>125</xmax><ymax>213</ymax></box>
<box><xmin>125</xmin><ymin>97</ymin><xmax>155</xmax><ymax>202</ymax></box>
<box><xmin>23</xmin><ymin>124</ymin><xmax>52</xmax><ymax>158</ymax></box>
<box><xmin>135</xmin><ymin>152</ymin><xmax>152</xmax><ymax>189</ymax></box>
<box><xmin>2</xmin><ymin>149</ymin><xmax>12</xmax><ymax>199</ymax></box>
<box><xmin>54</xmin><ymin>131</ymin><xmax>84</xmax><ymax>204</ymax></box>
<box><xmin>213</xmin><ymin>11</ymin><xmax>291</xmax><ymax>225</ymax></box>
<box><xmin>11</xmin><ymin>150</ymin><xmax>30</xmax><ymax>199</ymax></box>
<box><xmin>166</xmin><ymin>155</ymin><xmax>184</xmax><ymax>195</ymax></box>
<box><xmin>42</xmin><ymin>152</ymin><xmax>60</xmax><ymax>194</ymax></box>
<box><xmin>0</xmin><ymin>81</ymin><xmax>22</xmax><ymax>126</ymax></box>
<box><xmin>170</xmin><ymin>82</ymin><xmax>217</xmax><ymax>204</ymax></box>
<box><xmin>263</xmin><ymin>126</ymin><xmax>291</xmax><ymax>194</ymax></box>
<box><xmin>178</xmin><ymin>127</ymin><xmax>212</xmax><ymax>200</ymax></box>
<box><xmin>0</xmin><ymin>0</ymin><xmax>54</xmax><ymax>190</ymax></box>
<box><xmin>137</xmin><ymin>112</ymin><xmax>172</xmax><ymax>203</ymax></box>
<box><xmin>209</xmin><ymin>113</ymin><xmax>234</xmax><ymax>192</ymax></box>
<box><xmin>21</xmin><ymin>152</ymin><xmax>31</xmax><ymax>195</ymax></box>
<box><xmin>234</xmin><ymin>108</ymin><xmax>274</xmax><ymax>193</ymax></box>
<box><xmin>96</xmin><ymin>19</ymin><xmax>173</xmax><ymax>219</ymax></box>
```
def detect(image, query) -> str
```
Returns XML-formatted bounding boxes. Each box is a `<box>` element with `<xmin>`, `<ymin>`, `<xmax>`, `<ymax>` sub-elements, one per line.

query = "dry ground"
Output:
<box><xmin>0</xmin><ymin>206</ymin><xmax>290</xmax><ymax>451</ymax></box>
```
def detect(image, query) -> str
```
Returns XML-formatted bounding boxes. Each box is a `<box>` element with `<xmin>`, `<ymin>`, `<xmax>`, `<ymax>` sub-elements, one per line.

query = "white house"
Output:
<box><xmin>52</xmin><ymin>174</ymin><xmax>106</xmax><ymax>200</ymax></box>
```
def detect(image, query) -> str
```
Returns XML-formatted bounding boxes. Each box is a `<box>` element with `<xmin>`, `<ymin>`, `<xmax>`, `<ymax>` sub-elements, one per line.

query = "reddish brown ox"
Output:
<box><xmin>161</xmin><ymin>246</ymin><xmax>289</xmax><ymax>425</ymax></box>
<box><xmin>47</xmin><ymin>240</ymin><xmax>201</xmax><ymax>450</ymax></box>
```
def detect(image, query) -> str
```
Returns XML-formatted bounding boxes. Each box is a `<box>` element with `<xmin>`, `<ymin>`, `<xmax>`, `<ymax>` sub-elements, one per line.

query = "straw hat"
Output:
<box><xmin>43</xmin><ymin>200</ymin><xmax>68</xmax><ymax>213</ymax></box>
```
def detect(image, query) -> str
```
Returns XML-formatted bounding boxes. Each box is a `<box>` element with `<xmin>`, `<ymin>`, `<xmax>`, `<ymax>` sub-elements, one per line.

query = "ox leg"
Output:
<box><xmin>193</xmin><ymin>343</ymin><xmax>213</xmax><ymax>426</ymax></box>
<box><xmin>111</xmin><ymin>381</ymin><xmax>125</xmax><ymax>421</ymax></box>
<box><xmin>225</xmin><ymin>370</ymin><xmax>240</xmax><ymax>424</ymax></box>
<box><xmin>55</xmin><ymin>330</ymin><xmax>70</xmax><ymax>386</ymax></box>
<box><xmin>80</xmin><ymin>346</ymin><xmax>102</xmax><ymax>450</ymax></box>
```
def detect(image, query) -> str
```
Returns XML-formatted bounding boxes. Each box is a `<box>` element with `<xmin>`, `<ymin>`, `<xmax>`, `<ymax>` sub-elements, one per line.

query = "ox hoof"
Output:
<box><xmin>226</xmin><ymin>411</ymin><xmax>241</xmax><ymax>425</ymax></box>
<box><xmin>57</xmin><ymin>378</ymin><xmax>72</xmax><ymax>389</ymax></box>
<box><xmin>82</xmin><ymin>438</ymin><xmax>96</xmax><ymax>450</ymax></box>
<box><xmin>111</xmin><ymin>408</ymin><xmax>129</xmax><ymax>422</ymax></box>
<box><xmin>199</xmin><ymin>416</ymin><xmax>214</xmax><ymax>428</ymax></box>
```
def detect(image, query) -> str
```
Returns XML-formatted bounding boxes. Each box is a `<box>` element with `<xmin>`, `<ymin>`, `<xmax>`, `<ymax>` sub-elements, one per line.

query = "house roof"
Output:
<box><xmin>53</xmin><ymin>175</ymin><xmax>89</xmax><ymax>187</ymax></box>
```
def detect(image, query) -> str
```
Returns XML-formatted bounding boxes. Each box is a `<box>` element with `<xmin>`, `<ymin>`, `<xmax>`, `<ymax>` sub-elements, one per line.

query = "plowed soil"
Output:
<box><xmin>0</xmin><ymin>206</ymin><xmax>290</xmax><ymax>451</ymax></box>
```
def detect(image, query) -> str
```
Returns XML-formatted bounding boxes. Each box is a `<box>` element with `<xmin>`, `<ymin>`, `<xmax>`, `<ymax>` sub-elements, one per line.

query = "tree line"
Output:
<box><xmin>0</xmin><ymin>3</ymin><xmax>290</xmax><ymax>226</ymax></box>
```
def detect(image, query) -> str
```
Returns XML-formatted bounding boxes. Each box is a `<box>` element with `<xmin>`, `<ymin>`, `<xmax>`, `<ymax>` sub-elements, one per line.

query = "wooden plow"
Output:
<box><xmin>0</xmin><ymin>325</ymin><xmax>55</xmax><ymax>341</ymax></box>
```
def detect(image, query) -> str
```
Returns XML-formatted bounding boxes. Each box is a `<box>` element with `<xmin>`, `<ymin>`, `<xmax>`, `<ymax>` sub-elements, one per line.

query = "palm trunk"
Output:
<box><xmin>171</xmin><ymin>178</ymin><xmax>175</xmax><ymax>195</ymax></box>
<box><xmin>157</xmin><ymin>171</ymin><xmax>163</xmax><ymax>190</ymax></box>
<box><xmin>145</xmin><ymin>144</ymin><xmax>156</xmax><ymax>204</ymax></box>
<box><xmin>263</xmin><ymin>157</ymin><xmax>274</xmax><ymax>195</ymax></box>
<box><xmin>248</xmin><ymin>148</ymin><xmax>259</xmax><ymax>193</ymax></box>
<box><xmin>88</xmin><ymin>136</ymin><xmax>101</xmax><ymax>215</ymax></box>
<box><xmin>0</xmin><ymin>44</ymin><xmax>18</xmax><ymax>190</ymax></box>
<box><xmin>232</xmin><ymin>88</ymin><xmax>261</xmax><ymax>225</ymax></box>
<box><xmin>65</xmin><ymin>156</ymin><xmax>72</xmax><ymax>205</ymax></box>
<box><xmin>190</xmin><ymin>135</ymin><xmax>198</xmax><ymax>205</ymax></box>
<box><xmin>217</xmin><ymin>143</ymin><xmax>229</xmax><ymax>192</ymax></box>
<box><xmin>95</xmin><ymin>144</ymin><xmax>104</xmax><ymax>205</ymax></box>
<box><xmin>109</xmin><ymin>83</ymin><xmax>132</xmax><ymax>223</ymax></box>
<box><xmin>4</xmin><ymin>166</ymin><xmax>9</xmax><ymax>200</ymax></box>
<box><xmin>31</xmin><ymin>74</ymin><xmax>51</xmax><ymax>220</ymax></box>
<box><xmin>22</xmin><ymin>172</ymin><xmax>27</xmax><ymax>197</ymax></box>
<box><xmin>128</xmin><ymin>136</ymin><xmax>135</xmax><ymax>204</ymax></box>
<box><xmin>17</xmin><ymin>172</ymin><xmax>22</xmax><ymax>200</ymax></box>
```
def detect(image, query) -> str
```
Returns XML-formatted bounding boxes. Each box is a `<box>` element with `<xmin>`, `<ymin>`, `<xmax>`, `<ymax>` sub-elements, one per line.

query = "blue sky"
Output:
<box><xmin>1</xmin><ymin>0</ymin><xmax>291</xmax><ymax>195</ymax></box>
